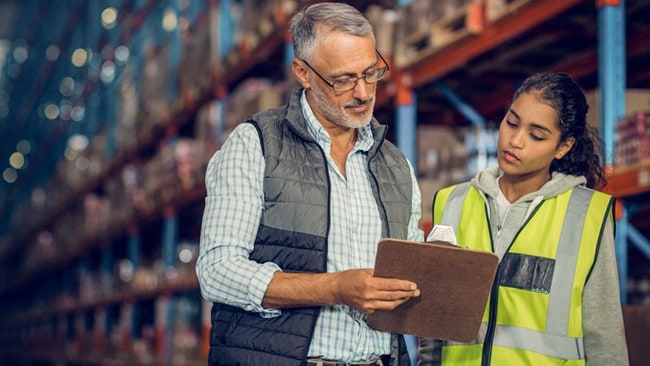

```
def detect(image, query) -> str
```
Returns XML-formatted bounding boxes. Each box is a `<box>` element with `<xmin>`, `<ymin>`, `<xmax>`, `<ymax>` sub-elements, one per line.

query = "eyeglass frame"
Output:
<box><xmin>300</xmin><ymin>50</ymin><xmax>390</xmax><ymax>92</ymax></box>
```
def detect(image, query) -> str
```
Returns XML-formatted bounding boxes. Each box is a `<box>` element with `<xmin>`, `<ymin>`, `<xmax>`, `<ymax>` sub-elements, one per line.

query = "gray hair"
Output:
<box><xmin>289</xmin><ymin>2</ymin><xmax>374</xmax><ymax>60</ymax></box>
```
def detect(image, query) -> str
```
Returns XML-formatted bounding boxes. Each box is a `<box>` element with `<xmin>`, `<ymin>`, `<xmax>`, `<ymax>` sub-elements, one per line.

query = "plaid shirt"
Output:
<box><xmin>197</xmin><ymin>91</ymin><xmax>423</xmax><ymax>363</ymax></box>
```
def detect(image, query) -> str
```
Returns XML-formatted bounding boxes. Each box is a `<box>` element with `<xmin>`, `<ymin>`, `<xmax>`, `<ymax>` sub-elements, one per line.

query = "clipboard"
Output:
<box><xmin>366</xmin><ymin>238</ymin><xmax>499</xmax><ymax>342</ymax></box>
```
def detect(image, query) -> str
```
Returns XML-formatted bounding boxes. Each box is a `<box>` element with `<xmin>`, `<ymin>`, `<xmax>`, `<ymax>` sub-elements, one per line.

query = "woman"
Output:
<box><xmin>418</xmin><ymin>72</ymin><xmax>629</xmax><ymax>365</ymax></box>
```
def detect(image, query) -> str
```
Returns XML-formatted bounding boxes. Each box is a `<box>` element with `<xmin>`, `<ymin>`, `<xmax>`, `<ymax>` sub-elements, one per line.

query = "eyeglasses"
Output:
<box><xmin>300</xmin><ymin>50</ymin><xmax>390</xmax><ymax>93</ymax></box>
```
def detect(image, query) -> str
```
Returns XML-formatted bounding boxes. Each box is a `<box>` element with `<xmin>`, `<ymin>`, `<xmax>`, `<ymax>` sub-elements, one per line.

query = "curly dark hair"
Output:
<box><xmin>512</xmin><ymin>72</ymin><xmax>606</xmax><ymax>189</ymax></box>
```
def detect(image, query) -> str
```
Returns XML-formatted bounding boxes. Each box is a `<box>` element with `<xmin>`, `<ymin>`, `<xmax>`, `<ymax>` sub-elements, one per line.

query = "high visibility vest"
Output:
<box><xmin>432</xmin><ymin>182</ymin><xmax>614</xmax><ymax>366</ymax></box>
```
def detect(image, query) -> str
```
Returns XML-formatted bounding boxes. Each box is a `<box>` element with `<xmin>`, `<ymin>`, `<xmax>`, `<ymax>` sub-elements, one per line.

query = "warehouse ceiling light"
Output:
<box><xmin>162</xmin><ymin>8</ymin><xmax>178</xmax><ymax>32</ymax></box>
<box><xmin>43</xmin><ymin>103</ymin><xmax>59</xmax><ymax>120</ymax></box>
<box><xmin>45</xmin><ymin>45</ymin><xmax>60</xmax><ymax>62</ymax></box>
<box><xmin>9</xmin><ymin>152</ymin><xmax>24</xmax><ymax>170</ymax></box>
<box><xmin>59</xmin><ymin>77</ymin><xmax>75</xmax><ymax>97</ymax></box>
<box><xmin>2</xmin><ymin>168</ymin><xmax>16</xmax><ymax>184</ymax></box>
<box><xmin>115</xmin><ymin>45</ymin><xmax>129</xmax><ymax>64</ymax></box>
<box><xmin>100</xmin><ymin>60</ymin><xmax>116</xmax><ymax>83</ymax></box>
<box><xmin>71</xmin><ymin>105</ymin><xmax>84</xmax><ymax>122</ymax></box>
<box><xmin>31</xmin><ymin>188</ymin><xmax>46</xmax><ymax>206</ymax></box>
<box><xmin>101</xmin><ymin>7</ymin><xmax>118</xmax><ymax>30</ymax></box>
<box><xmin>71</xmin><ymin>48</ymin><xmax>87</xmax><ymax>68</ymax></box>
<box><xmin>16</xmin><ymin>140</ymin><xmax>31</xmax><ymax>155</ymax></box>
<box><xmin>12</xmin><ymin>43</ymin><xmax>27</xmax><ymax>64</ymax></box>
<box><xmin>67</xmin><ymin>134</ymin><xmax>88</xmax><ymax>152</ymax></box>
<box><xmin>59</xmin><ymin>101</ymin><xmax>72</xmax><ymax>121</ymax></box>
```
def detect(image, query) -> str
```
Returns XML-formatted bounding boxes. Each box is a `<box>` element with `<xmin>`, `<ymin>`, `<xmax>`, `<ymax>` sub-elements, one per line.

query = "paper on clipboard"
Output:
<box><xmin>366</xmin><ymin>238</ymin><xmax>499</xmax><ymax>342</ymax></box>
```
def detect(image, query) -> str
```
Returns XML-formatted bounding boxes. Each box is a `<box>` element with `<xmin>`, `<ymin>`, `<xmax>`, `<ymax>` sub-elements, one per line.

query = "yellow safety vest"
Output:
<box><xmin>432</xmin><ymin>183</ymin><xmax>614</xmax><ymax>366</ymax></box>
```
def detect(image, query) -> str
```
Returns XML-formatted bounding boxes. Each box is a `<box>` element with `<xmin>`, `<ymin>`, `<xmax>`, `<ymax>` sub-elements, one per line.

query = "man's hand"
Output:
<box><xmin>263</xmin><ymin>269</ymin><xmax>419</xmax><ymax>313</ymax></box>
<box><xmin>333</xmin><ymin>269</ymin><xmax>420</xmax><ymax>314</ymax></box>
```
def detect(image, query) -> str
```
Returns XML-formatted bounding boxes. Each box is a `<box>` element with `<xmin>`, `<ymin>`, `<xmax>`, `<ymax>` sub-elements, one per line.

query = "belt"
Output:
<box><xmin>305</xmin><ymin>354</ymin><xmax>390</xmax><ymax>366</ymax></box>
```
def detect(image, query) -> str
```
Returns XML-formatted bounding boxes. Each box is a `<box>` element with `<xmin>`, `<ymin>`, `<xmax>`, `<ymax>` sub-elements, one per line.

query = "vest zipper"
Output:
<box><xmin>481</xmin><ymin>201</ymin><xmax>498</xmax><ymax>366</ymax></box>
<box><xmin>481</xmin><ymin>266</ymin><xmax>500</xmax><ymax>366</ymax></box>
<box><xmin>367</xmin><ymin>158</ymin><xmax>390</xmax><ymax>238</ymax></box>
<box><xmin>480</xmin><ymin>199</ymin><xmax>545</xmax><ymax>365</ymax></box>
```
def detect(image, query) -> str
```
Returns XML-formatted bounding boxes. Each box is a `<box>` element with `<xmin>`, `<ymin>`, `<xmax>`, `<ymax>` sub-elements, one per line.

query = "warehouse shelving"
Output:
<box><xmin>1</xmin><ymin>0</ymin><xmax>649</xmax><ymax>364</ymax></box>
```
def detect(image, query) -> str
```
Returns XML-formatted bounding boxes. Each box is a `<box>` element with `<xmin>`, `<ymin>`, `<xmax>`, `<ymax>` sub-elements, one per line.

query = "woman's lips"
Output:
<box><xmin>502</xmin><ymin>150</ymin><xmax>520</xmax><ymax>163</ymax></box>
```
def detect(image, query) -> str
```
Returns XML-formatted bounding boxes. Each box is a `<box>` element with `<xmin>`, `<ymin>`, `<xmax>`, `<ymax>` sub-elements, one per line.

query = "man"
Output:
<box><xmin>196</xmin><ymin>3</ymin><xmax>423</xmax><ymax>365</ymax></box>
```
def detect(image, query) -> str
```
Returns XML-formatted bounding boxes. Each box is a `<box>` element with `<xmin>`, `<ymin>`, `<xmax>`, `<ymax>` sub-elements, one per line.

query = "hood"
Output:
<box><xmin>471</xmin><ymin>165</ymin><xmax>587</xmax><ymax>204</ymax></box>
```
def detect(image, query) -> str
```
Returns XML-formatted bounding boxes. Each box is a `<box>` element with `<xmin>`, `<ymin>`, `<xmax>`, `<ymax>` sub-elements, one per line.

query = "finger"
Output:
<box><xmin>375</xmin><ymin>288</ymin><xmax>420</xmax><ymax>301</ymax></box>
<box><xmin>377</xmin><ymin>278</ymin><xmax>418</xmax><ymax>292</ymax></box>
<box><xmin>367</xmin><ymin>296</ymin><xmax>415</xmax><ymax>312</ymax></box>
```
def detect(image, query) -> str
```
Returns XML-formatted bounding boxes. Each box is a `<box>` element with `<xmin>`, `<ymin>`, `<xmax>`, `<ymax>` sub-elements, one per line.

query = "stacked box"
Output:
<box><xmin>417</xmin><ymin>125</ymin><xmax>470</xmax><ymax>226</ymax></box>
<box><xmin>173</xmin><ymin>138</ymin><xmax>201</xmax><ymax>192</ymax></box>
<box><xmin>52</xmin><ymin>131</ymin><xmax>104</xmax><ymax>194</ymax></box>
<box><xmin>9</xmin><ymin>187</ymin><xmax>48</xmax><ymax>238</ymax></box>
<box><xmin>365</xmin><ymin>5</ymin><xmax>398</xmax><ymax>58</ymax></box>
<box><xmin>139</xmin><ymin>43</ymin><xmax>172</xmax><ymax>141</ymax></box>
<box><xmin>194</xmin><ymin>99</ymin><xmax>225</xmax><ymax>169</ymax></box>
<box><xmin>158</xmin><ymin>143</ymin><xmax>181</xmax><ymax>204</ymax></box>
<box><xmin>225</xmin><ymin>79</ymin><xmax>286</xmax><ymax>131</ymax></box>
<box><xmin>584</xmin><ymin>89</ymin><xmax>650</xmax><ymax>133</ymax></box>
<box><xmin>394</xmin><ymin>0</ymin><xmax>476</xmax><ymax>67</ymax></box>
<box><xmin>227</xmin><ymin>0</ymin><xmax>297</xmax><ymax>68</ymax></box>
<box><xmin>115</xmin><ymin>78</ymin><xmax>140</xmax><ymax>153</ymax></box>
<box><xmin>103</xmin><ymin>169</ymin><xmax>134</xmax><ymax>227</ymax></box>
<box><xmin>615</xmin><ymin>111</ymin><xmax>650</xmax><ymax>168</ymax></box>
<box><xmin>395</xmin><ymin>0</ymin><xmax>439</xmax><ymax>41</ymax></box>
<box><xmin>417</xmin><ymin>125</ymin><xmax>469</xmax><ymax>182</ymax></box>
<box><xmin>83</xmin><ymin>193</ymin><xmax>111</xmax><ymax>237</ymax></box>
<box><xmin>137</xmin><ymin>155</ymin><xmax>165</xmax><ymax>215</ymax></box>
<box><xmin>78</xmin><ymin>264</ymin><xmax>100</xmax><ymax>303</ymax></box>
<box><xmin>23</xmin><ymin>230</ymin><xmax>60</xmax><ymax>274</ymax></box>
<box><xmin>178</xmin><ymin>2</ymin><xmax>220</xmax><ymax>107</ymax></box>
<box><xmin>486</xmin><ymin>0</ymin><xmax>533</xmax><ymax>23</ymax></box>
<box><xmin>170</xmin><ymin>293</ymin><xmax>202</xmax><ymax>365</ymax></box>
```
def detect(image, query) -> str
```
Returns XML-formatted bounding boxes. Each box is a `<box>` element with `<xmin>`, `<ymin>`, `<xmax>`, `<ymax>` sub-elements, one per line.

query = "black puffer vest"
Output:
<box><xmin>209</xmin><ymin>88</ymin><xmax>414</xmax><ymax>366</ymax></box>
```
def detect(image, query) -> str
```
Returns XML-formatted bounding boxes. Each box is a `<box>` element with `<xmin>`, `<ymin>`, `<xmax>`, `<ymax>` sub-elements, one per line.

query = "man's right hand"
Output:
<box><xmin>334</xmin><ymin>268</ymin><xmax>420</xmax><ymax>314</ymax></box>
<box><xmin>262</xmin><ymin>269</ymin><xmax>420</xmax><ymax>314</ymax></box>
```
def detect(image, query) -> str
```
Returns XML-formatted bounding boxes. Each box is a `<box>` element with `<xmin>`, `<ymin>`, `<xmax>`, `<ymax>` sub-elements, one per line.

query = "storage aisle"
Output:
<box><xmin>0</xmin><ymin>0</ymin><xmax>649</xmax><ymax>365</ymax></box>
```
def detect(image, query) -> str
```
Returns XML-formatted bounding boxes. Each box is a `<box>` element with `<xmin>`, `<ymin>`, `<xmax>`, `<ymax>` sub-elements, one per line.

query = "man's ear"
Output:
<box><xmin>555</xmin><ymin>136</ymin><xmax>575</xmax><ymax>160</ymax></box>
<box><xmin>292</xmin><ymin>59</ymin><xmax>311</xmax><ymax>89</ymax></box>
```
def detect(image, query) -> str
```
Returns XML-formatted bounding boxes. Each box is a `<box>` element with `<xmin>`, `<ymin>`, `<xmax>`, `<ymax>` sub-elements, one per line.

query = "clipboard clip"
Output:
<box><xmin>426</xmin><ymin>224</ymin><xmax>458</xmax><ymax>246</ymax></box>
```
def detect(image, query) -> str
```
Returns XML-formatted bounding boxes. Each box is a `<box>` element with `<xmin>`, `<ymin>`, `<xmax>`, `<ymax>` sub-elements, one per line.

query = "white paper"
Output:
<box><xmin>426</xmin><ymin>224</ymin><xmax>458</xmax><ymax>245</ymax></box>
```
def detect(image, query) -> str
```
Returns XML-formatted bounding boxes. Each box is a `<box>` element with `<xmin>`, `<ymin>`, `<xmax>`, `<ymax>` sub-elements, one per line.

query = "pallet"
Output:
<box><xmin>486</xmin><ymin>0</ymin><xmax>535</xmax><ymax>23</ymax></box>
<box><xmin>395</xmin><ymin>2</ymin><xmax>484</xmax><ymax>68</ymax></box>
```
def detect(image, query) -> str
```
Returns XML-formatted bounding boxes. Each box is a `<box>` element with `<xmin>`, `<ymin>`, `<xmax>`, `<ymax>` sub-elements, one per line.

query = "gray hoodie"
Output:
<box><xmin>418</xmin><ymin>166</ymin><xmax>629</xmax><ymax>366</ymax></box>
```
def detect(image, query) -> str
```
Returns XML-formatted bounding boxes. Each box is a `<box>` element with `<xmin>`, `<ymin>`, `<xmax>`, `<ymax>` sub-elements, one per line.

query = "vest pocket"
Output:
<box><xmin>498</xmin><ymin>253</ymin><xmax>555</xmax><ymax>294</ymax></box>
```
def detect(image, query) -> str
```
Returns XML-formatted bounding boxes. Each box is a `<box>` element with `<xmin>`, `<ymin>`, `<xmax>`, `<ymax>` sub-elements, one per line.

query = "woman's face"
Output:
<box><xmin>497</xmin><ymin>92</ymin><xmax>574</xmax><ymax>184</ymax></box>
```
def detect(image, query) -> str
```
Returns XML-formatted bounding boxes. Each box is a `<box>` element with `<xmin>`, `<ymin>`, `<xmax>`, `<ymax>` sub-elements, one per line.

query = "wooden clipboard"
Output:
<box><xmin>366</xmin><ymin>238</ymin><xmax>499</xmax><ymax>342</ymax></box>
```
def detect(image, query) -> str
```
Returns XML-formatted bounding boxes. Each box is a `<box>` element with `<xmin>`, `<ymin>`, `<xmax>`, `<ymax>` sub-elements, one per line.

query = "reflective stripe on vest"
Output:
<box><xmin>433</xmin><ymin>183</ymin><xmax>613</xmax><ymax>364</ymax></box>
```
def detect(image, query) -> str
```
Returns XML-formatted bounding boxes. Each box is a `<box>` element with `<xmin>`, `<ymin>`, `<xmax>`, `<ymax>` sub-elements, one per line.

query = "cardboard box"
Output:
<box><xmin>417</xmin><ymin>125</ymin><xmax>468</xmax><ymax>180</ymax></box>
<box><xmin>584</xmin><ymin>88</ymin><xmax>650</xmax><ymax>132</ymax></box>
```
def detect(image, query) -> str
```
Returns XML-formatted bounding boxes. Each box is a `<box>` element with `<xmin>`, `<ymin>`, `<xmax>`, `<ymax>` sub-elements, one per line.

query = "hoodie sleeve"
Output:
<box><xmin>582</xmin><ymin>217</ymin><xmax>629</xmax><ymax>365</ymax></box>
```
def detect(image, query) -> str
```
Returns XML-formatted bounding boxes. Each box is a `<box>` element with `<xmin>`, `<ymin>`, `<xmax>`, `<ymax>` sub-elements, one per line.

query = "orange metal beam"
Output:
<box><xmin>603</xmin><ymin>161</ymin><xmax>650</xmax><ymax>197</ymax></box>
<box><xmin>596</xmin><ymin>0</ymin><xmax>622</xmax><ymax>8</ymax></box>
<box><xmin>400</xmin><ymin>0</ymin><xmax>585</xmax><ymax>89</ymax></box>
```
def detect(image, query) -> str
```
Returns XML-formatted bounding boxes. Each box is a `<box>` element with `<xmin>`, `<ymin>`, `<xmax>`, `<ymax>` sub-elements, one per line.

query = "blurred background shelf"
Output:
<box><xmin>0</xmin><ymin>0</ymin><xmax>649</xmax><ymax>365</ymax></box>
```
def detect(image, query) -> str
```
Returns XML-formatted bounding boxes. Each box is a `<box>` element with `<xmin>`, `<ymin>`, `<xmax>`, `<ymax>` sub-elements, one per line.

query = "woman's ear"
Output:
<box><xmin>555</xmin><ymin>136</ymin><xmax>576</xmax><ymax>160</ymax></box>
<box><xmin>292</xmin><ymin>59</ymin><xmax>311</xmax><ymax>89</ymax></box>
